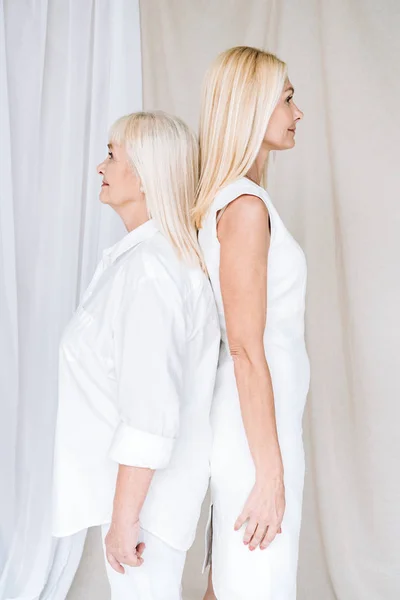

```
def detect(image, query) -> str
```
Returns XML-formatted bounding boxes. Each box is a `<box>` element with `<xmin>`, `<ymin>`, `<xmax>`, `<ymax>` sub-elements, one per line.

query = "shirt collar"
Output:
<box><xmin>103</xmin><ymin>218</ymin><xmax>159</xmax><ymax>265</ymax></box>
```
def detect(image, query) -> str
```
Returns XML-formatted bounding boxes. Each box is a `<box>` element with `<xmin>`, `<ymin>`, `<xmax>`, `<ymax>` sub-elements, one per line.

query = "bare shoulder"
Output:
<box><xmin>218</xmin><ymin>194</ymin><xmax>269</xmax><ymax>242</ymax></box>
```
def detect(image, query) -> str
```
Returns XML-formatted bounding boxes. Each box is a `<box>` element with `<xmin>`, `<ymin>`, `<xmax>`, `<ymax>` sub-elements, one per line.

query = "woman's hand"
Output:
<box><xmin>105</xmin><ymin>518</ymin><xmax>145</xmax><ymax>573</ymax></box>
<box><xmin>234</xmin><ymin>473</ymin><xmax>285</xmax><ymax>551</ymax></box>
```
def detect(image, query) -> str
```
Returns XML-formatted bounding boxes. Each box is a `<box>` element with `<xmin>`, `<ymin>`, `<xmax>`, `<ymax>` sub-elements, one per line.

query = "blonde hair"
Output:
<box><xmin>109</xmin><ymin>111</ymin><xmax>205</xmax><ymax>270</ymax></box>
<box><xmin>194</xmin><ymin>46</ymin><xmax>287</xmax><ymax>229</ymax></box>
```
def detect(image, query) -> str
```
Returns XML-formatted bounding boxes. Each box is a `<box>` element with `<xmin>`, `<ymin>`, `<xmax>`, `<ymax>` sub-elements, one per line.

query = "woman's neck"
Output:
<box><xmin>246</xmin><ymin>145</ymin><xmax>270</xmax><ymax>185</ymax></box>
<box><xmin>114</xmin><ymin>202</ymin><xmax>149</xmax><ymax>233</ymax></box>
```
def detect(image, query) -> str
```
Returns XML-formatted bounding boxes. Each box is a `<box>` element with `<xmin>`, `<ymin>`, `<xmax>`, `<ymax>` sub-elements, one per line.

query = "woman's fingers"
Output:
<box><xmin>107</xmin><ymin>549</ymin><xmax>144</xmax><ymax>570</ymax></box>
<box><xmin>248</xmin><ymin>524</ymin><xmax>268</xmax><ymax>550</ymax></box>
<box><xmin>106</xmin><ymin>552</ymin><xmax>125</xmax><ymax>574</ymax></box>
<box><xmin>234</xmin><ymin>509</ymin><xmax>248</xmax><ymax>531</ymax></box>
<box><xmin>260</xmin><ymin>524</ymin><xmax>280</xmax><ymax>550</ymax></box>
<box><xmin>136</xmin><ymin>542</ymin><xmax>146</xmax><ymax>558</ymax></box>
<box><xmin>133</xmin><ymin>555</ymin><xmax>144</xmax><ymax>567</ymax></box>
<box><xmin>124</xmin><ymin>551</ymin><xmax>143</xmax><ymax>567</ymax></box>
<box><xmin>243</xmin><ymin>516</ymin><xmax>258</xmax><ymax>545</ymax></box>
<box><xmin>236</xmin><ymin>517</ymin><xmax>283</xmax><ymax>550</ymax></box>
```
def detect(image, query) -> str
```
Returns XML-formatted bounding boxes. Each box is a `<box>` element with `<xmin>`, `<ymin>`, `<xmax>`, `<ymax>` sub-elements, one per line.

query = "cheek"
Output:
<box><xmin>265</xmin><ymin>121</ymin><xmax>284</xmax><ymax>145</ymax></box>
<box><xmin>112</xmin><ymin>168</ymin><xmax>129</xmax><ymax>193</ymax></box>
<box><xmin>264</xmin><ymin>110</ymin><xmax>293</xmax><ymax>148</ymax></box>
<box><xmin>101</xmin><ymin>168</ymin><xmax>123</xmax><ymax>204</ymax></box>
<box><xmin>108</xmin><ymin>170</ymin><xmax>139</xmax><ymax>205</ymax></box>
<box><xmin>122</xmin><ymin>169</ymin><xmax>141</xmax><ymax>199</ymax></box>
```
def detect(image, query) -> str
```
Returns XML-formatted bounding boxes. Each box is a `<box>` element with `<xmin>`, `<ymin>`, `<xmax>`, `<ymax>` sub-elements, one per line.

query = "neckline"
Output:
<box><xmin>103</xmin><ymin>219</ymin><xmax>159</xmax><ymax>265</ymax></box>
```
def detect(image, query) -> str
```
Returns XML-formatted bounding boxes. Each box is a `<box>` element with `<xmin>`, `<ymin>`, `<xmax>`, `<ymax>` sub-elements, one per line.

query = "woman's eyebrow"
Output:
<box><xmin>107</xmin><ymin>142</ymin><xmax>113</xmax><ymax>149</ymax></box>
<box><xmin>285</xmin><ymin>86</ymin><xmax>295</xmax><ymax>94</ymax></box>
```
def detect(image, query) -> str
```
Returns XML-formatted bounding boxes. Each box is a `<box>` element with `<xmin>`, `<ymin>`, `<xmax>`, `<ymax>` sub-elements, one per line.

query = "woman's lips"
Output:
<box><xmin>101</xmin><ymin>182</ymin><xmax>109</xmax><ymax>187</ymax></box>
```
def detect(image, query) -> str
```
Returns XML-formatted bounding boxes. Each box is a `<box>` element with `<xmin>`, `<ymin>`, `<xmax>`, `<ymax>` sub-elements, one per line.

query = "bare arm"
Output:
<box><xmin>112</xmin><ymin>465</ymin><xmax>154</xmax><ymax>524</ymax></box>
<box><xmin>105</xmin><ymin>466</ymin><xmax>154</xmax><ymax>573</ymax></box>
<box><xmin>218</xmin><ymin>194</ymin><xmax>285</xmax><ymax>550</ymax></box>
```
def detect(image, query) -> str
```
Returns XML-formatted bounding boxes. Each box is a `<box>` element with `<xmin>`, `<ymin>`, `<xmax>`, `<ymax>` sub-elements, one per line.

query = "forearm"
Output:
<box><xmin>112</xmin><ymin>464</ymin><xmax>154</xmax><ymax>524</ymax></box>
<box><xmin>232</xmin><ymin>349</ymin><xmax>283</xmax><ymax>476</ymax></box>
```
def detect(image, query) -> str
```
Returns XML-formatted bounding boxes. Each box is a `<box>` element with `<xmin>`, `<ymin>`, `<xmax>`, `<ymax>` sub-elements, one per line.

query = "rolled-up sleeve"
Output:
<box><xmin>109</xmin><ymin>273</ymin><xmax>186</xmax><ymax>469</ymax></box>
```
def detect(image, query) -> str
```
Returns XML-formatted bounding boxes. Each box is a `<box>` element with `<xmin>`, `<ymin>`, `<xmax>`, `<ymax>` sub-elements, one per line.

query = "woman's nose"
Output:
<box><xmin>97</xmin><ymin>161</ymin><xmax>105</xmax><ymax>175</ymax></box>
<box><xmin>295</xmin><ymin>104</ymin><xmax>304</xmax><ymax>121</ymax></box>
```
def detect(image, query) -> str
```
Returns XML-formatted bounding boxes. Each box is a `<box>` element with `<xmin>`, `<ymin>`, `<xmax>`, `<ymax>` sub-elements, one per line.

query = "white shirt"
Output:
<box><xmin>52</xmin><ymin>219</ymin><xmax>220</xmax><ymax>551</ymax></box>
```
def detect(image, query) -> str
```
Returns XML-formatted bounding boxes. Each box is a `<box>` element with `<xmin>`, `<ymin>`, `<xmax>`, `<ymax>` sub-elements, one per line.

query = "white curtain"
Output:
<box><xmin>0</xmin><ymin>1</ymin><xmax>142</xmax><ymax>598</ymax></box>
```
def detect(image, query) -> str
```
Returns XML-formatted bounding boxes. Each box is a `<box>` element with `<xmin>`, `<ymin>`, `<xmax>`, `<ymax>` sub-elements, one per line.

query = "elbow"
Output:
<box><xmin>229</xmin><ymin>340</ymin><xmax>265</xmax><ymax>369</ymax></box>
<box><xmin>229</xmin><ymin>342</ymin><xmax>251</xmax><ymax>364</ymax></box>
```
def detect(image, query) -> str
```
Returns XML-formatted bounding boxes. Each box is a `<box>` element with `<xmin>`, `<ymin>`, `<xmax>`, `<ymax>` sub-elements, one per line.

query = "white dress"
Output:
<box><xmin>198</xmin><ymin>178</ymin><xmax>310</xmax><ymax>600</ymax></box>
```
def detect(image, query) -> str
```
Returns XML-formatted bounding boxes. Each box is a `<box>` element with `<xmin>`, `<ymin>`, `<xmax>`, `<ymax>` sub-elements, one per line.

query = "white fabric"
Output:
<box><xmin>53</xmin><ymin>219</ymin><xmax>220</xmax><ymax>551</ymax></box>
<box><xmin>0</xmin><ymin>1</ymin><xmax>142</xmax><ymax>597</ymax></box>
<box><xmin>101</xmin><ymin>524</ymin><xmax>186</xmax><ymax>600</ymax></box>
<box><xmin>198</xmin><ymin>178</ymin><xmax>310</xmax><ymax>599</ymax></box>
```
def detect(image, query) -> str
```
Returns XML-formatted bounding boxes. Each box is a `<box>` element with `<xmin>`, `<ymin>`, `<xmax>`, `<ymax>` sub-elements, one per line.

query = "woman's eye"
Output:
<box><xmin>108</xmin><ymin>151</ymin><xmax>113</xmax><ymax>159</ymax></box>
<box><xmin>286</xmin><ymin>95</ymin><xmax>293</xmax><ymax>104</ymax></box>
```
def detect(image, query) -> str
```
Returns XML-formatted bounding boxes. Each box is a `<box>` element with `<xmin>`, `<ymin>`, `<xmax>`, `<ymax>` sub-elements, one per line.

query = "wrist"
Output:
<box><xmin>254</xmin><ymin>456</ymin><xmax>284</xmax><ymax>481</ymax></box>
<box><xmin>256</xmin><ymin>469</ymin><xmax>284</xmax><ymax>483</ymax></box>
<box><xmin>111</xmin><ymin>505</ymin><xmax>140</xmax><ymax>527</ymax></box>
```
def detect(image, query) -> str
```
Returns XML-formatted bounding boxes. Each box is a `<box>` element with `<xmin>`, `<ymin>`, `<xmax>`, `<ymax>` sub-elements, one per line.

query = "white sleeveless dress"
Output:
<box><xmin>198</xmin><ymin>177</ymin><xmax>310</xmax><ymax>600</ymax></box>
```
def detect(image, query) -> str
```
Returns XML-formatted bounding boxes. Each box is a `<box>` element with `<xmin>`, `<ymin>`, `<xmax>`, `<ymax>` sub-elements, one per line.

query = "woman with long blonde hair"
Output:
<box><xmin>52</xmin><ymin>111</ymin><xmax>220</xmax><ymax>599</ymax></box>
<box><xmin>195</xmin><ymin>47</ymin><xmax>310</xmax><ymax>599</ymax></box>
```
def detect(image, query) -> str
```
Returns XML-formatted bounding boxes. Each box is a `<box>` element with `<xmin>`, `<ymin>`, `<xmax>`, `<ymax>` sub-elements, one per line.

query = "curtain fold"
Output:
<box><xmin>0</xmin><ymin>1</ymin><xmax>142</xmax><ymax>597</ymax></box>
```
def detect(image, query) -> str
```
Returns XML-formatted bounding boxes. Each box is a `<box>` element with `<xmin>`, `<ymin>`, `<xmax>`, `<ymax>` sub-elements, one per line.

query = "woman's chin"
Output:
<box><xmin>99</xmin><ymin>189</ymin><xmax>109</xmax><ymax>204</ymax></box>
<box><xmin>287</xmin><ymin>135</ymin><xmax>296</xmax><ymax>149</ymax></box>
<box><xmin>282</xmin><ymin>139</ymin><xmax>296</xmax><ymax>150</ymax></box>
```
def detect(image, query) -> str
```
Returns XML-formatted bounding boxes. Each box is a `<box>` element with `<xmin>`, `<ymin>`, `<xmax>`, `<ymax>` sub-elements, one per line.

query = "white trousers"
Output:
<box><xmin>101</xmin><ymin>524</ymin><xmax>186</xmax><ymax>600</ymax></box>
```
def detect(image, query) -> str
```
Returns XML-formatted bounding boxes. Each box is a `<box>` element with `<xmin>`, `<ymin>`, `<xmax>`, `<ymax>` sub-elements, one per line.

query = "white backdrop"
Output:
<box><xmin>0</xmin><ymin>1</ymin><xmax>142</xmax><ymax>598</ymax></box>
